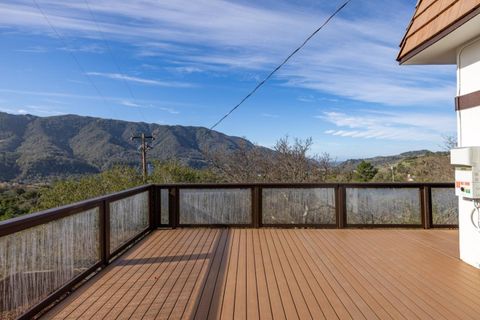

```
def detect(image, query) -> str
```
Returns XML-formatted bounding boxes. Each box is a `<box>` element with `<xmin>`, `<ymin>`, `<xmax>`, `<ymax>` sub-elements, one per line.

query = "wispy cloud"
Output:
<box><xmin>298</xmin><ymin>95</ymin><xmax>339</xmax><ymax>103</ymax></box>
<box><xmin>261</xmin><ymin>113</ymin><xmax>279</xmax><ymax>118</ymax></box>
<box><xmin>58</xmin><ymin>43</ymin><xmax>105</xmax><ymax>53</ymax></box>
<box><xmin>0</xmin><ymin>0</ymin><xmax>455</xmax><ymax>107</ymax></box>
<box><xmin>15</xmin><ymin>46</ymin><xmax>48</xmax><ymax>53</ymax></box>
<box><xmin>0</xmin><ymin>88</ymin><xmax>192</xmax><ymax>109</ymax></box>
<box><xmin>319</xmin><ymin>110</ymin><xmax>455</xmax><ymax>142</ymax></box>
<box><xmin>119</xmin><ymin>100</ymin><xmax>178</xmax><ymax>113</ymax></box>
<box><xmin>0</xmin><ymin>104</ymin><xmax>63</xmax><ymax>116</ymax></box>
<box><xmin>140</xmin><ymin>64</ymin><xmax>159</xmax><ymax>70</ymax></box>
<box><xmin>172</xmin><ymin>66</ymin><xmax>204</xmax><ymax>74</ymax></box>
<box><xmin>120</xmin><ymin>100</ymin><xmax>142</xmax><ymax>108</ymax></box>
<box><xmin>86</xmin><ymin>72</ymin><xmax>193</xmax><ymax>88</ymax></box>
<box><xmin>158</xmin><ymin>107</ymin><xmax>179</xmax><ymax>114</ymax></box>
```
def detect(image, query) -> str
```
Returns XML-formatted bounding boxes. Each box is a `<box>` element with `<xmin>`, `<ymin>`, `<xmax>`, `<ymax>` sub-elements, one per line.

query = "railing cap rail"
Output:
<box><xmin>0</xmin><ymin>184</ymin><xmax>153</xmax><ymax>237</ymax></box>
<box><xmin>155</xmin><ymin>182</ymin><xmax>454</xmax><ymax>188</ymax></box>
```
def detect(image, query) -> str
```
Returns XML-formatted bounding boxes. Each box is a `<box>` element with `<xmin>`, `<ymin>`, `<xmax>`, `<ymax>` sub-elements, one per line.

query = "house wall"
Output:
<box><xmin>457</xmin><ymin>37</ymin><xmax>480</xmax><ymax>268</ymax></box>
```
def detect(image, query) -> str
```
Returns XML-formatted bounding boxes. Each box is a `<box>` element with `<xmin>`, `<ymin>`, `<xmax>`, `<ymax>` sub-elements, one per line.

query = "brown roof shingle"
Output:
<box><xmin>397</xmin><ymin>0</ymin><xmax>480</xmax><ymax>63</ymax></box>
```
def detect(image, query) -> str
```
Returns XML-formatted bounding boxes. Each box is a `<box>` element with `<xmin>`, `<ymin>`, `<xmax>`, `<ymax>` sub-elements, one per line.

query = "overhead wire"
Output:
<box><xmin>32</xmin><ymin>0</ymin><xmax>115</xmax><ymax>115</ymax></box>
<box><xmin>82</xmin><ymin>0</ymin><xmax>149</xmax><ymax>123</ymax></box>
<box><xmin>34</xmin><ymin>0</ymin><xmax>350</xmax><ymax>165</ymax></box>
<box><xmin>209</xmin><ymin>0</ymin><xmax>351</xmax><ymax>130</ymax></box>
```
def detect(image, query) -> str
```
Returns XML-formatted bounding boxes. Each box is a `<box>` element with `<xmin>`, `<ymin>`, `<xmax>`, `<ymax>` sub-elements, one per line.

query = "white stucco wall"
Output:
<box><xmin>457</xmin><ymin>37</ymin><xmax>480</xmax><ymax>268</ymax></box>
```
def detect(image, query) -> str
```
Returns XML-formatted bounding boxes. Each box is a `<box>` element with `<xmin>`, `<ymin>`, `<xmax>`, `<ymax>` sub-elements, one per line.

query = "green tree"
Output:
<box><xmin>34</xmin><ymin>162</ymin><xmax>219</xmax><ymax>211</ymax></box>
<box><xmin>0</xmin><ymin>187</ymin><xmax>40</xmax><ymax>221</ymax></box>
<box><xmin>355</xmin><ymin>161</ymin><xmax>378</xmax><ymax>182</ymax></box>
<box><xmin>149</xmin><ymin>161</ymin><xmax>219</xmax><ymax>184</ymax></box>
<box><xmin>36</xmin><ymin>166</ymin><xmax>143</xmax><ymax>210</ymax></box>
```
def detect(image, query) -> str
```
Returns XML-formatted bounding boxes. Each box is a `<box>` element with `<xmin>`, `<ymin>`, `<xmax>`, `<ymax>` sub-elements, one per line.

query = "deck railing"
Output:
<box><xmin>0</xmin><ymin>185</ymin><xmax>154</xmax><ymax>320</ymax></box>
<box><xmin>159</xmin><ymin>182</ymin><xmax>457</xmax><ymax>229</ymax></box>
<box><xmin>0</xmin><ymin>182</ymin><xmax>456</xmax><ymax>319</ymax></box>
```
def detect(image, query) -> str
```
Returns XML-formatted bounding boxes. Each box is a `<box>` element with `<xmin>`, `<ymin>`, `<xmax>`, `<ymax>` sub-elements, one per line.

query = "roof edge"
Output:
<box><xmin>397</xmin><ymin>4</ymin><xmax>480</xmax><ymax>64</ymax></box>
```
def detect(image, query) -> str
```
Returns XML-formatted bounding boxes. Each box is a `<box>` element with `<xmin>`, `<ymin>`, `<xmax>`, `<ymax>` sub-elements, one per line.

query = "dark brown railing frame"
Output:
<box><xmin>0</xmin><ymin>182</ymin><xmax>456</xmax><ymax>319</ymax></box>
<box><xmin>158</xmin><ymin>182</ymin><xmax>456</xmax><ymax>229</ymax></box>
<box><xmin>0</xmin><ymin>184</ymin><xmax>155</xmax><ymax>320</ymax></box>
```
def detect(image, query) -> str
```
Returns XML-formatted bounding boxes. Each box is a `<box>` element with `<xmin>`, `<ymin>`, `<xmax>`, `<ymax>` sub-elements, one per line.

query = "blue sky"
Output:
<box><xmin>0</xmin><ymin>0</ymin><xmax>457</xmax><ymax>160</ymax></box>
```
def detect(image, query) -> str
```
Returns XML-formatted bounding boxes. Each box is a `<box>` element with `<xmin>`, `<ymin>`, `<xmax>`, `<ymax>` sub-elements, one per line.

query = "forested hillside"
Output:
<box><xmin>0</xmin><ymin>112</ymin><xmax>264</xmax><ymax>182</ymax></box>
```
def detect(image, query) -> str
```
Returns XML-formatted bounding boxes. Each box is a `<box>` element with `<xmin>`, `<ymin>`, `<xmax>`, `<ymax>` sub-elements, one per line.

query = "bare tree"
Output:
<box><xmin>441</xmin><ymin>134</ymin><xmax>457</xmax><ymax>151</ymax></box>
<box><xmin>206</xmin><ymin>136</ymin><xmax>335</xmax><ymax>183</ymax></box>
<box><xmin>206</xmin><ymin>140</ymin><xmax>274</xmax><ymax>182</ymax></box>
<box><xmin>315</xmin><ymin>152</ymin><xmax>336</xmax><ymax>182</ymax></box>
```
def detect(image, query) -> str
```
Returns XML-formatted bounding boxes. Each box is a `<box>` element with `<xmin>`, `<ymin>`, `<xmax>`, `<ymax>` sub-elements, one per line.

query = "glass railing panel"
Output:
<box><xmin>160</xmin><ymin>189</ymin><xmax>169</xmax><ymax>225</ymax></box>
<box><xmin>0</xmin><ymin>208</ymin><xmax>100</xmax><ymax>319</ymax></box>
<box><xmin>109</xmin><ymin>191</ymin><xmax>149</xmax><ymax>253</ymax></box>
<box><xmin>432</xmin><ymin>188</ymin><xmax>458</xmax><ymax>225</ymax></box>
<box><xmin>347</xmin><ymin>188</ymin><xmax>421</xmax><ymax>225</ymax></box>
<box><xmin>179</xmin><ymin>189</ymin><xmax>251</xmax><ymax>224</ymax></box>
<box><xmin>262</xmin><ymin>188</ymin><xmax>336</xmax><ymax>224</ymax></box>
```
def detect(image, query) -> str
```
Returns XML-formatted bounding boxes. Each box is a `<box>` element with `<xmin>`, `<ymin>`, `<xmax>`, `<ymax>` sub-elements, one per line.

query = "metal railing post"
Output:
<box><xmin>148</xmin><ymin>185</ymin><xmax>155</xmax><ymax>229</ymax></box>
<box><xmin>169</xmin><ymin>187</ymin><xmax>180</xmax><ymax>228</ymax></box>
<box><xmin>335</xmin><ymin>185</ymin><xmax>347</xmax><ymax>228</ymax></box>
<box><xmin>421</xmin><ymin>186</ymin><xmax>432</xmax><ymax>229</ymax></box>
<box><xmin>252</xmin><ymin>186</ymin><xmax>262</xmax><ymax>228</ymax></box>
<box><xmin>99</xmin><ymin>200</ymin><xmax>110</xmax><ymax>265</ymax></box>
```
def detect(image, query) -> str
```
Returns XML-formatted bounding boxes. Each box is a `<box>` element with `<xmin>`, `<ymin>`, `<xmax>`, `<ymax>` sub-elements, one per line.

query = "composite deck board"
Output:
<box><xmin>43</xmin><ymin>228</ymin><xmax>480</xmax><ymax>320</ymax></box>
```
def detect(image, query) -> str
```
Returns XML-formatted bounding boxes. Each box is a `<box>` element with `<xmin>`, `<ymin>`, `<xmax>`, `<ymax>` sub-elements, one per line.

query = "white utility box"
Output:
<box><xmin>451</xmin><ymin>147</ymin><xmax>480</xmax><ymax>199</ymax></box>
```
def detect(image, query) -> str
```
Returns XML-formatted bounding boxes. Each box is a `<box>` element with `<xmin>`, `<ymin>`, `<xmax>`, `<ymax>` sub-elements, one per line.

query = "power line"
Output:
<box><xmin>32</xmin><ymin>0</ymin><xmax>113</xmax><ymax>112</ymax></box>
<box><xmin>209</xmin><ymin>0</ymin><xmax>351</xmax><ymax>131</ymax></box>
<box><xmin>81</xmin><ymin>1</ymin><xmax>174</xmax><ymax>165</ymax></box>
<box><xmin>82</xmin><ymin>0</ymin><xmax>148</xmax><ymax>122</ymax></box>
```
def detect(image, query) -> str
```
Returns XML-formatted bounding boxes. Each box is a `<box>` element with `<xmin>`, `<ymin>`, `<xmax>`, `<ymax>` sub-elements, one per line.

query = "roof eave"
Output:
<box><xmin>397</xmin><ymin>5</ymin><xmax>480</xmax><ymax>65</ymax></box>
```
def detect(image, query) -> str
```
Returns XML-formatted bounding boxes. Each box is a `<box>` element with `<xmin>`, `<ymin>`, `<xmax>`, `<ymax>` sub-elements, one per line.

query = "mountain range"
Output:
<box><xmin>0</xmin><ymin>111</ymin><xmax>452</xmax><ymax>183</ymax></box>
<box><xmin>0</xmin><ymin>112</ymin><xmax>257</xmax><ymax>182</ymax></box>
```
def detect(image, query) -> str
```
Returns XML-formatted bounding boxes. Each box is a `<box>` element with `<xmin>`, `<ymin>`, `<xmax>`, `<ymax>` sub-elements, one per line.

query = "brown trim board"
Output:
<box><xmin>456</xmin><ymin>90</ymin><xmax>480</xmax><ymax>111</ymax></box>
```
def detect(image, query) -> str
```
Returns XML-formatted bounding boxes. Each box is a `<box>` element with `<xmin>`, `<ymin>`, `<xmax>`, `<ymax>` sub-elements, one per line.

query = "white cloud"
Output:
<box><xmin>140</xmin><ymin>64</ymin><xmax>159</xmax><ymax>70</ymax></box>
<box><xmin>0</xmin><ymin>104</ymin><xmax>63</xmax><ymax>116</ymax></box>
<box><xmin>15</xmin><ymin>46</ymin><xmax>48</xmax><ymax>53</ymax></box>
<box><xmin>120</xmin><ymin>100</ymin><xmax>141</xmax><ymax>108</ymax></box>
<box><xmin>86</xmin><ymin>72</ymin><xmax>193</xmax><ymax>88</ymax></box>
<box><xmin>298</xmin><ymin>95</ymin><xmax>339</xmax><ymax>103</ymax></box>
<box><xmin>58</xmin><ymin>43</ymin><xmax>105</xmax><ymax>53</ymax></box>
<box><xmin>319</xmin><ymin>110</ymin><xmax>456</xmax><ymax>142</ymax></box>
<box><xmin>261</xmin><ymin>113</ymin><xmax>279</xmax><ymax>118</ymax></box>
<box><xmin>0</xmin><ymin>88</ymin><xmax>195</xmax><ymax>109</ymax></box>
<box><xmin>158</xmin><ymin>107</ymin><xmax>179</xmax><ymax>115</ymax></box>
<box><xmin>172</xmin><ymin>66</ymin><xmax>204</xmax><ymax>74</ymax></box>
<box><xmin>0</xmin><ymin>0</ymin><xmax>456</xmax><ymax>107</ymax></box>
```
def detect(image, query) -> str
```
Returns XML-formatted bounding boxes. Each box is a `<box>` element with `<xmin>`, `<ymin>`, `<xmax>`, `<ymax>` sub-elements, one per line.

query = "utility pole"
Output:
<box><xmin>131</xmin><ymin>133</ymin><xmax>154</xmax><ymax>182</ymax></box>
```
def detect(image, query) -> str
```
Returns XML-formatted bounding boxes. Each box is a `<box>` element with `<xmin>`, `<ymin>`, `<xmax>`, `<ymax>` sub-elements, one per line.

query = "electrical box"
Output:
<box><xmin>451</xmin><ymin>147</ymin><xmax>480</xmax><ymax>199</ymax></box>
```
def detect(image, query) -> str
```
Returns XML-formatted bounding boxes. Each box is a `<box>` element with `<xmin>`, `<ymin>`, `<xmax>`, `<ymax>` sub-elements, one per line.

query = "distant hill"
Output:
<box><xmin>339</xmin><ymin>150</ymin><xmax>434</xmax><ymax>172</ymax></box>
<box><xmin>0</xmin><ymin>112</ymin><xmax>264</xmax><ymax>182</ymax></box>
<box><xmin>0</xmin><ymin>111</ymin><xmax>454</xmax><ymax>183</ymax></box>
<box><xmin>338</xmin><ymin>150</ymin><xmax>454</xmax><ymax>182</ymax></box>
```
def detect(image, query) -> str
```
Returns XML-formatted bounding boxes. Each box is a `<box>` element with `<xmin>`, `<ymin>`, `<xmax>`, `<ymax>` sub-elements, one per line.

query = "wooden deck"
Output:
<box><xmin>43</xmin><ymin>228</ymin><xmax>480</xmax><ymax>320</ymax></box>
